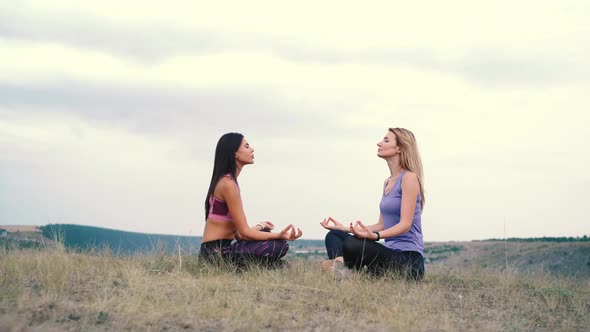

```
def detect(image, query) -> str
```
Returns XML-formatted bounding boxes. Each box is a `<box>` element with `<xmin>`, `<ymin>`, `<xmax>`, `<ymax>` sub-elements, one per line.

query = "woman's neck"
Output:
<box><xmin>386</xmin><ymin>157</ymin><xmax>404</xmax><ymax>179</ymax></box>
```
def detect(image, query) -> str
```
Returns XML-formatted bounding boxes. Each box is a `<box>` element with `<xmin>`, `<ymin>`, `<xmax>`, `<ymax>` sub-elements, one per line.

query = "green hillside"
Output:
<box><xmin>39</xmin><ymin>224</ymin><xmax>202</xmax><ymax>254</ymax></box>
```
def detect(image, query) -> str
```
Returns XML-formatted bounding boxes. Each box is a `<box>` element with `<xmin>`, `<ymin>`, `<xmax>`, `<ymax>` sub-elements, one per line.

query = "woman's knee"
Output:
<box><xmin>268</xmin><ymin>240</ymin><xmax>289</xmax><ymax>258</ymax></box>
<box><xmin>343</xmin><ymin>237</ymin><xmax>369</xmax><ymax>268</ymax></box>
<box><xmin>342</xmin><ymin>236</ymin><xmax>364</xmax><ymax>256</ymax></box>
<box><xmin>325</xmin><ymin>230</ymin><xmax>340</xmax><ymax>243</ymax></box>
<box><xmin>279</xmin><ymin>240</ymin><xmax>289</xmax><ymax>253</ymax></box>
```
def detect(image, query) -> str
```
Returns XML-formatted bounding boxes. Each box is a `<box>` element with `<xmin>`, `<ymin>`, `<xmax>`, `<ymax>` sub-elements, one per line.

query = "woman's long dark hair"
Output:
<box><xmin>204</xmin><ymin>132</ymin><xmax>244</xmax><ymax>220</ymax></box>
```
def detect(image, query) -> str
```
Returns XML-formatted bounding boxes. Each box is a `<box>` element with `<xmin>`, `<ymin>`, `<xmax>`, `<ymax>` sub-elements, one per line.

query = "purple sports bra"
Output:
<box><xmin>207</xmin><ymin>174</ymin><xmax>240</xmax><ymax>222</ymax></box>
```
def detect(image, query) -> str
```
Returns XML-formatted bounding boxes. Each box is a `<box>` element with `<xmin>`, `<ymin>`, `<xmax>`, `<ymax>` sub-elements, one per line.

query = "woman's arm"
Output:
<box><xmin>351</xmin><ymin>172</ymin><xmax>418</xmax><ymax>239</ymax></box>
<box><xmin>234</xmin><ymin>223</ymin><xmax>265</xmax><ymax>240</ymax></box>
<box><xmin>375</xmin><ymin>172</ymin><xmax>419</xmax><ymax>238</ymax></box>
<box><xmin>221</xmin><ymin>178</ymin><xmax>301</xmax><ymax>241</ymax></box>
<box><xmin>365</xmin><ymin>214</ymin><xmax>384</xmax><ymax>232</ymax></box>
<box><xmin>322</xmin><ymin>177</ymin><xmax>389</xmax><ymax>233</ymax></box>
<box><xmin>319</xmin><ymin>217</ymin><xmax>349</xmax><ymax>232</ymax></box>
<box><xmin>321</xmin><ymin>213</ymin><xmax>383</xmax><ymax>233</ymax></box>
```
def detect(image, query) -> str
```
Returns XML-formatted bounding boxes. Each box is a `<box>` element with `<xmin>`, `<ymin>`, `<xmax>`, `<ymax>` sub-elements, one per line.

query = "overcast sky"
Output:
<box><xmin>1</xmin><ymin>0</ymin><xmax>588</xmax><ymax>241</ymax></box>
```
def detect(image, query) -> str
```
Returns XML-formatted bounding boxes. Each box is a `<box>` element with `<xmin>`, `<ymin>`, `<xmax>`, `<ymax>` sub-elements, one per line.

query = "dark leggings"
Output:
<box><xmin>325</xmin><ymin>229</ymin><xmax>353</xmax><ymax>259</ymax></box>
<box><xmin>325</xmin><ymin>230</ymin><xmax>424</xmax><ymax>279</ymax></box>
<box><xmin>342</xmin><ymin>236</ymin><xmax>425</xmax><ymax>280</ymax></box>
<box><xmin>199</xmin><ymin>235</ymin><xmax>289</xmax><ymax>266</ymax></box>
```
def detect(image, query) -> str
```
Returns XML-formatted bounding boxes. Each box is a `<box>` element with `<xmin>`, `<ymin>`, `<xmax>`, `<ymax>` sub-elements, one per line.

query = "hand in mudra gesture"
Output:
<box><xmin>350</xmin><ymin>220</ymin><xmax>377</xmax><ymax>240</ymax></box>
<box><xmin>279</xmin><ymin>224</ymin><xmax>303</xmax><ymax>241</ymax></box>
<box><xmin>257</xmin><ymin>221</ymin><xmax>275</xmax><ymax>231</ymax></box>
<box><xmin>319</xmin><ymin>217</ymin><xmax>346</xmax><ymax>231</ymax></box>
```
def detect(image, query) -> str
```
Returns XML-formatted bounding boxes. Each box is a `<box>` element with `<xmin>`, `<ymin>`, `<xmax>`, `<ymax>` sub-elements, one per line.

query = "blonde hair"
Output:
<box><xmin>389</xmin><ymin>127</ymin><xmax>425</xmax><ymax>210</ymax></box>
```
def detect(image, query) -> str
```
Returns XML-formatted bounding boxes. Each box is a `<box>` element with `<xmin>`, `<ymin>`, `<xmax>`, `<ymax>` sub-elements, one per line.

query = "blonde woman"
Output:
<box><xmin>320</xmin><ymin>128</ymin><xmax>425</xmax><ymax>279</ymax></box>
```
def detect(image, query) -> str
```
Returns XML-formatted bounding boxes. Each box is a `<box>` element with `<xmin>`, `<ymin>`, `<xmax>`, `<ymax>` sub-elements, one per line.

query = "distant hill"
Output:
<box><xmin>39</xmin><ymin>224</ymin><xmax>202</xmax><ymax>254</ymax></box>
<box><xmin>1</xmin><ymin>224</ymin><xmax>326</xmax><ymax>255</ymax></box>
<box><xmin>425</xmin><ymin>240</ymin><xmax>590</xmax><ymax>279</ymax></box>
<box><xmin>483</xmin><ymin>236</ymin><xmax>589</xmax><ymax>242</ymax></box>
<box><xmin>3</xmin><ymin>225</ymin><xmax>588</xmax><ymax>278</ymax></box>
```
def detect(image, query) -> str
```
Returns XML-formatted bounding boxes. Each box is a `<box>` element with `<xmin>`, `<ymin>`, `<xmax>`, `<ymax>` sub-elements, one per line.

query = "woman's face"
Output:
<box><xmin>377</xmin><ymin>131</ymin><xmax>400</xmax><ymax>158</ymax></box>
<box><xmin>236</xmin><ymin>138</ymin><xmax>255</xmax><ymax>165</ymax></box>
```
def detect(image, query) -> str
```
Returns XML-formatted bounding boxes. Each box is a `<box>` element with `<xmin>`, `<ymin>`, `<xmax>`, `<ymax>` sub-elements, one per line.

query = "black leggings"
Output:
<box><xmin>343</xmin><ymin>236</ymin><xmax>425</xmax><ymax>280</ymax></box>
<box><xmin>199</xmin><ymin>236</ymin><xmax>289</xmax><ymax>268</ymax></box>
<box><xmin>324</xmin><ymin>229</ymin><xmax>352</xmax><ymax>259</ymax></box>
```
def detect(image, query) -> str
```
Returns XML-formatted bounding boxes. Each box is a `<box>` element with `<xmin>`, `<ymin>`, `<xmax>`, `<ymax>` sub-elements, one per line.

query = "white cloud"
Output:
<box><xmin>0</xmin><ymin>0</ymin><xmax>588</xmax><ymax>240</ymax></box>
<box><xmin>0</xmin><ymin>112</ymin><xmax>204</xmax><ymax>234</ymax></box>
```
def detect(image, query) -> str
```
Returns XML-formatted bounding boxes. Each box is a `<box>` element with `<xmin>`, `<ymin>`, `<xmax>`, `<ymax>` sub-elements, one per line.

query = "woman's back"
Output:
<box><xmin>203</xmin><ymin>175</ymin><xmax>239</xmax><ymax>242</ymax></box>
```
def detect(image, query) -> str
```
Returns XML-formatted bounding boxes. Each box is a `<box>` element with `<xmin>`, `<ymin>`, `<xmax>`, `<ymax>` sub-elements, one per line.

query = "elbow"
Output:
<box><xmin>239</xmin><ymin>228</ymin><xmax>262</xmax><ymax>240</ymax></box>
<box><xmin>238</xmin><ymin>231</ymin><xmax>254</xmax><ymax>240</ymax></box>
<box><xmin>235</xmin><ymin>229</ymin><xmax>250</xmax><ymax>240</ymax></box>
<box><xmin>400</xmin><ymin>222</ymin><xmax>412</xmax><ymax>234</ymax></box>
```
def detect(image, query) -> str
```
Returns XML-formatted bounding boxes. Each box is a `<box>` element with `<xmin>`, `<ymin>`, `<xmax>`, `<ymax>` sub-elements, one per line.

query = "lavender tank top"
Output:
<box><xmin>380</xmin><ymin>171</ymin><xmax>424</xmax><ymax>255</ymax></box>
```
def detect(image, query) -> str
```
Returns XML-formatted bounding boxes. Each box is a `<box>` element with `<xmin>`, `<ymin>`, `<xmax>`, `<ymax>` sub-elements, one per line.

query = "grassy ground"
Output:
<box><xmin>425</xmin><ymin>241</ymin><xmax>590</xmax><ymax>279</ymax></box>
<box><xmin>1</xmin><ymin>246</ymin><xmax>588</xmax><ymax>331</ymax></box>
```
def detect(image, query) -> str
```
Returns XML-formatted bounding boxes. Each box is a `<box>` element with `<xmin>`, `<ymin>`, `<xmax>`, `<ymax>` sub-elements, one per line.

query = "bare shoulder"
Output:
<box><xmin>217</xmin><ymin>176</ymin><xmax>238</xmax><ymax>194</ymax></box>
<box><xmin>402</xmin><ymin>171</ymin><xmax>419</xmax><ymax>186</ymax></box>
<box><xmin>403</xmin><ymin>171</ymin><xmax>418</xmax><ymax>180</ymax></box>
<box><xmin>218</xmin><ymin>176</ymin><xmax>236</xmax><ymax>186</ymax></box>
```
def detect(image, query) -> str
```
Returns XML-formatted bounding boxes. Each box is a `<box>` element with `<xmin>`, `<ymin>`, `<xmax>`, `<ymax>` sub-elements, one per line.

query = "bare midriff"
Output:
<box><xmin>202</xmin><ymin>218</ymin><xmax>237</xmax><ymax>242</ymax></box>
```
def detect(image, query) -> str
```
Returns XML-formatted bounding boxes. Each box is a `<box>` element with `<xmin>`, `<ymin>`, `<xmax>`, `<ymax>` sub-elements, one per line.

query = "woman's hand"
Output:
<box><xmin>256</xmin><ymin>221</ymin><xmax>275</xmax><ymax>231</ymax></box>
<box><xmin>350</xmin><ymin>221</ymin><xmax>378</xmax><ymax>240</ymax></box>
<box><xmin>279</xmin><ymin>224</ymin><xmax>303</xmax><ymax>241</ymax></box>
<box><xmin>320</xmin><ymin>217</ymin><xmax>347</xmax><ymax>231</ymax></box>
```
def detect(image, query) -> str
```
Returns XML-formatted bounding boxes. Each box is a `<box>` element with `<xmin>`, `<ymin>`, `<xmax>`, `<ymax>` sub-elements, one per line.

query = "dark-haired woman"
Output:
<box><xmin>200</xmin><ymin>132</ymin><xmax>303</xmax><ymax>267</ymax></box>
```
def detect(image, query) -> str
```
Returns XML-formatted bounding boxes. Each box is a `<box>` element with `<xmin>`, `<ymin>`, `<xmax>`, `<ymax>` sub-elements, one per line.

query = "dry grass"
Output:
<box><xmin>1</xmin><ymin>246</ymin><xmax>588</xmax><ymax>331</ymax></box>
